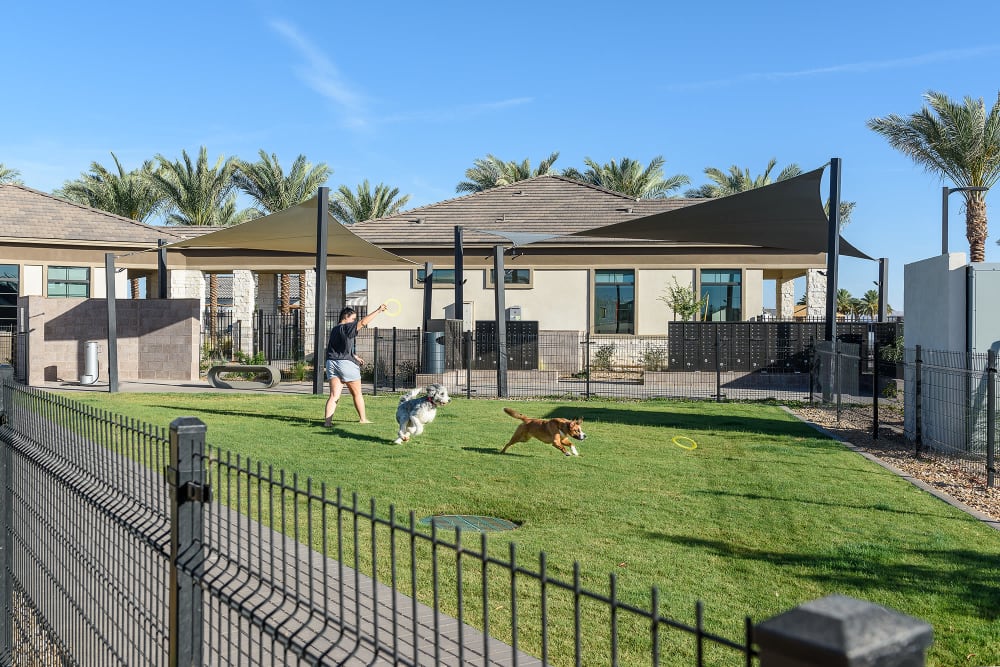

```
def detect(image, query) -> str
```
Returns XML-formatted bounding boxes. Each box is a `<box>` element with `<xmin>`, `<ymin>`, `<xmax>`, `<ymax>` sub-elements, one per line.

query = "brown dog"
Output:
<box><xmin>500</xmin><ymin>407</ymin><xmax>587</xmax><ymax>456</ymax></box>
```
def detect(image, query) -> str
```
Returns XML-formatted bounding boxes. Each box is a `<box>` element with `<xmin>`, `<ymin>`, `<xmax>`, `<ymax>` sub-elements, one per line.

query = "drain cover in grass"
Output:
<box><xmin>419</xmin><ymin>515</ymin><xmax>518</xmax><ymax>532</ymax></box>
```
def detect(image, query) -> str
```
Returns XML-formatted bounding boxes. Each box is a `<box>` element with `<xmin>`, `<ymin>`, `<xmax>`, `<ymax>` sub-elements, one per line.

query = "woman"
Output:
<box><xmin>324</xmin><ymin>303</ymin><xmax>387</xmax><ymax>425</ymax></box>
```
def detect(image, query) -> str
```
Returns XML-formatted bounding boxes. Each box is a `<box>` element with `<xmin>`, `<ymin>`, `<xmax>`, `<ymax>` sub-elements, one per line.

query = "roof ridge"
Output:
<box><xmin>1</xmin><ymin>183</ymin><xmax>185</xmax><ymax>239</ymax></box>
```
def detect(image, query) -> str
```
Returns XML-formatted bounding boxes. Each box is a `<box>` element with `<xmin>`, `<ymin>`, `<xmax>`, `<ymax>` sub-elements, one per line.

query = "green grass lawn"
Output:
<box><xmin>63</xmin><ymin>390</ymin><xmax>1000</xmax><ymax>666</ymax></box>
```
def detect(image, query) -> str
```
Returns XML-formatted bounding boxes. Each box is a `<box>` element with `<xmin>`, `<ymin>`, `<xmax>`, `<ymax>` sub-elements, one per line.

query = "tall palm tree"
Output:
<box><xmin>562</xmin><ymin>156</ymin><xmax>689</xmax><ymax>198</ymax></box>
<box><xmin>455</xmin><ymin>152</ymin><xmax>560</xmax><ymax>193</ymax></box>
<box><xmin>868</xmin><ymin>91</ymin><xmax>1000</xmax><ymax>262</ymax></box>
<box><xmin>152</xmin><ymin>147</ymin><xmax>256</xmax><ymax>320</ymax></box>
<box><xmin>55</xmin><ymin>152</ymin><xmax>166</xmax><ymax>223</ymax></box>
<box><xmin>859</xmin><ymin>289</ymin><xmax>880</xmax><ymax>319</ymax></box>
<box><xmin>331</xmin><ymin>180</ymin><xmax>411</xmax><ymax>225</ymax></box>
<box><xmin>836</xmin><ymin>288</ymin><xmax>854</xmax><ymax>316</ymax></box>
<box><xmin>0</xmin><ymin>163</ymin><xmax>23</xmax><ymax>185</ymax></box>
<box><xmin>685</xmin><ymin>159</ymin><xmax>801</xmax><ymax>198</ymax></box>
<box><xmin>233</xmin><ymin>150</ymin><xmax>332</xmax><ymax>312</ymax></box>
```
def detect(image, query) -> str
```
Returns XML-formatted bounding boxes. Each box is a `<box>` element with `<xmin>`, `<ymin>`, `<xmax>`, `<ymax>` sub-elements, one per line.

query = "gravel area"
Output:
<box><xmin>789</xmin><ymin>405</ymin><xmax>999</xmax><ymax>525</ymax></box>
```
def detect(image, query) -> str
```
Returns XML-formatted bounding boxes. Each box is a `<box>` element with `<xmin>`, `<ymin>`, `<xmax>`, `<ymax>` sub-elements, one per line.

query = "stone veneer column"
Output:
<box><xmin>170</xmin><ymin>270</ymin><xmax>205</xmax><ymax>313</ymax></box>
<box><xmin>302</xmin><ymin>270</ymin><xmax>316</xmax><ymax>361</ymax></box>
<box><xmin>232</xmin><ymin>270</ymin><xmax>255</xmax><ymax>356</ymax></box>
<box><xmin>806</xmin><ymin>269</ymin><xmax>827</xmax><ymax>319</ymax></box>
<box><xmin>777</xmin><ymin>275</ymin><xmax>795</xmax><ymax>319</ymax></box>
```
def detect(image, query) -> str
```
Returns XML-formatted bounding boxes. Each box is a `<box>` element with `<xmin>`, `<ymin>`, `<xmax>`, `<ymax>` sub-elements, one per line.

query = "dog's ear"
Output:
<box><xmin>575</xmin><ymin>416</ymin><xmax>584</xmax><ymax>423</ymax></box>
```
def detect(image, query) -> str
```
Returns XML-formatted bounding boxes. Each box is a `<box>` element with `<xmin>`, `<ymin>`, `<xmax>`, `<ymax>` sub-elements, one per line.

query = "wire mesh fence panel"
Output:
<box><xmin>0</xmin><ymin>383</ymin><xmax>172</xmax><ymax>665</ymax></box>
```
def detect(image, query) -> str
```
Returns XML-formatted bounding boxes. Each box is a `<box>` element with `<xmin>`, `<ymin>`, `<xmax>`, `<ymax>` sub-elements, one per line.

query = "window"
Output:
<box><xmin>414</xmin><ymin>268</ymin><xmax>456</xmax><ymax>288</ymax></box>
<box><xmin>700</xmin><ymin>269</ymin><xmax>741</xmax><ymax>321</ymax></box>
<box><xmin>487</xmin><ymin>268</ymin><xmax>531</xmax><ymax>287</ymax></box>
<box><xmin>47</xmin><ymin>266</ymin><xmax>90</xmax><ymax>298</ymax></box>
<box><xmin>0</xmin><ymin>265</ymin><xmax>18</xmax><ymax>326</ymax></box>
<box><xmin>593</xmin><ymin>270</ymin><xmax>634</xmax><ymax>334</ymax></box>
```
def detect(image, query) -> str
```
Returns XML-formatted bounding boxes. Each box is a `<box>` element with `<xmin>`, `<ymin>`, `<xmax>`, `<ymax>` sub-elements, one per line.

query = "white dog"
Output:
<box><xmin>393</xmin><ymin>384</ymin><xmax>451</xmax><ymax>444</ymax></box>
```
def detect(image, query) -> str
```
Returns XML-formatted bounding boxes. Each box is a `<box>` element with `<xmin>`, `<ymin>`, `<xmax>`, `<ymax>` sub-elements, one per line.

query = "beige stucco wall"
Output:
<box><xmin>636</xmin><ymin>269</ymin><xmax>695</xmax><ymax>334</ymax></box>
<box><xmin>743</xmin><ymin>269</ymin><xmax>764</xmax><ymax>321</ymax></box>
<box><xmin>20</xmin><ymin>296</ymin><xmax>200</xmax><ymax>385</ymax></box>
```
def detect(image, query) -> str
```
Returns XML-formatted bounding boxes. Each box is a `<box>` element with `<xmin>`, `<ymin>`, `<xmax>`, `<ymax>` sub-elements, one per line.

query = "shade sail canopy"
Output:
<box><xmin>572</xmin><ymin>167</ymin><xmax>872</xmax><ymax>260</ymax></box>
<box><xmin>167</xmin><ymin>196</ymin><xmax>414</xmax><ymax>263</ymax></box>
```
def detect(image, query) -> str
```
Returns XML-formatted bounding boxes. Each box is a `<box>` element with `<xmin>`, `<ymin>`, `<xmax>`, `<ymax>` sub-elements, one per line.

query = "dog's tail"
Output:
<box><xmin>399</xmin><ymin>387</ymin><xmax>422</xmax><ymax>403</ymax></box>
<box><xmin>503</xmin><ymin>407</ymin><xmax>529</xmax><ymax>421</ymax></box>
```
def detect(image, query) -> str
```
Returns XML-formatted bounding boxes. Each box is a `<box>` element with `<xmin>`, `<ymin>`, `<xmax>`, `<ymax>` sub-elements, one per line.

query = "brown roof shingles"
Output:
<box><xmin>0</xmin><ymin>184</ymin><xmax>185</xmax><ymax>245</ymax></box>
<box><xmin>349</xmin><ymin>175</ymin><xmax>704</xmax><ymax>247</ymax></box>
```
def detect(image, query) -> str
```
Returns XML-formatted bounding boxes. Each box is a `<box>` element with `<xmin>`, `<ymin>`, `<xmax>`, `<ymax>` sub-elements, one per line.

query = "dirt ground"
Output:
<box><xmin>789</xmin><ymin>405</ymin><xmax>999</xmax><ymax>524</ymax></box>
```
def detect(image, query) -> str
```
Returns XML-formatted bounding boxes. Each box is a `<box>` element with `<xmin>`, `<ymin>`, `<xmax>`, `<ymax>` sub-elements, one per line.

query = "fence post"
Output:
<box><xmin>915</xmin><ymin>345</ymin><xmax>922</xmax><ymax>456</ymax></box>
<box><xmin>372</xmin><ymin>328</ymin><xmax>379</xmax><ymax>396</ymax></box>
<box><xmin>755</xmin><ymin>594</ymin><xmax>932</xmax><ymax>667</ymax></box>
<box><xmin>464</xmin><ymin>330</ymin><xmax>473</xmax><ymax>400</ymax></box>
<box><xmin>715</xmin><ymin>325</ymin><xmax>722</xmax><ymax>403</ymax></box>
<box><xmin>872</xmin><ymin>341</ymin><xmax>880</xmax><ymax>439</ymax></box>
<box><xmin>168</xmin><ymin>417</ymin><xmax>209</xmax><ymax>667</ymax></box>
<box><xmin>584</xmin><ymin>331</ymin><xmax>591</xmax><ymax>399</ymax></box>
<box><xmin>988</xmin><ymin>350</ymin><xmax>996</xmax><ymax>489</ymax></box>
<box><xmin>0</xmin><ymin>365</ymin><xmax>12</xmax><ymax>660</ymax></box>
<box><xmin>391</xmin><ymin>327</ymin><xmax>398</xmax><ymax>393</ymax></box>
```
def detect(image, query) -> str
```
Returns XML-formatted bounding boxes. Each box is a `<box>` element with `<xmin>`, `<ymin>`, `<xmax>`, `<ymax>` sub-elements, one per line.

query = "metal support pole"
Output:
<box><xmin>168</xmin><ymin>417</ymin><xmax>208</xmax><ymax>667</ymax></box>
<box><xmin>422</xmin><ymin>262</ymin><xmax>434</xmax><ymax>331</ymax></box>
<box><xmin>391</xmin><ymin>327</ymin><xmax>398</xmax><ymax>393</ymax></box>
<box><xmin>312</xmin><ymin>187</ymin><xmax>330</xmax><ymax>395</ymax></box>
<box><xmin>454</xmin><ymin>226</ymin><xmax>464</xmax><ymax>325</ymax></box>
<box><xmin>464</xmin><ymin>330</ymin><xmax>473</xmax><ymax>399</ymax></box>
<box><xmin>877</xmin><ymin>258</ymin><xmax>889</xmax><ymax>322</ymax></box>
<box><xmin>105</xmin><ymin>253</ymin><xmax>119</xmax><ymax>393</ymax></box>
<box><xmin>715</xmin><ymin>325</ymin><xmax>722</xmax><ymax>403</ymax></box>
<box><xmin>372</xmin><ymin>328</ymin><xmax>379</xmax><ymax>396</ymax></box>
<box><xmin>158</xmin><ymin>239</ymin><xmax>169</xmax><ymax>299</ymax></box>
<box><xmin>915</xmin><ymin>345</ymin><xmax>923</xmax><ymax>455</ymax></box>
<box><xmin>493</xmin><ymin>246</ymin><xmax>508</xmax><ymax>397</ymax></box>
<box><xmin>824</xmin><ymin>158</ymin><xmax>842</xmax><ymax>344</ymax></box>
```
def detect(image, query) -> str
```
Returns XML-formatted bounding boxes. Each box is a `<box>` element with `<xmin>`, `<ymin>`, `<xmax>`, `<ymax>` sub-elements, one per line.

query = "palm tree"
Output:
<box><xmin>868</xmin><ymin>91</ymin><xmax>1000</xmax><ymax>262</ymax></box>
<box><xmin>859</xmin><ymin>289</ymin><xmax>880</xmax><ymax>319</ymax></box>
<box><xmin>152</xmin><ymin>147</ymin><xmax>256</xmax><ymax>321</ymax></box>
<box><xmin>233</xmin><ymin>150</ymin><xmax>332</xmax><ymax>312</ymax></box>
<box><xmin>455</xmin><ymin>152</ymin><xmax>560</xmax><ymax>193</ymax></box>
<box><xmin>836</xmin><ymin>288</ymin><xmax>854</xmax><ymax>317</ymax></box>
<box><xmin>151</xmin><ymin>147</ymin><xmax>254</xmax><ymax>226</ymax></box>
<box><xmin>331</xmin><ymin>180</ymin><xmax>411</xmax><ymax>225</ymax></box>
<box><xmin>562</xmin><ymin>156</ymin><xmax>689</xmax><ymax>198</ymax></box>
<box><xmin>685</xmin><ymin>159</ymin><xmax>802</xmax><ymax>198</ymax></box>
<box><xmin>55</xmin><ymin>152</ymin><xmax>166</xmax><ymax>223</ymax></box>
<box><xmin>0</xmin><ymin>163</ymin><xmax>23</xmax><ymax>185</ymax></box>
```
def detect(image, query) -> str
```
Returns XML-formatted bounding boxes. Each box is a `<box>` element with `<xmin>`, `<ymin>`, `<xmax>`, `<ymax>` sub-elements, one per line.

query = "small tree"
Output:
<box><xmin>658</xmin><ymin>278</ymin><xmax>708</xmax><ymax>321</ymax></box>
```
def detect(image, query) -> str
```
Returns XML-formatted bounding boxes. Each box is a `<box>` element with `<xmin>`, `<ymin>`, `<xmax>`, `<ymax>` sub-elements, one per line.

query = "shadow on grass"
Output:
<box><xmin>646</xmin><ymin>532</ymin><xmax>1000</xmax><ymax>619</ymax></box>
<box><xmin>693</xmin><ymin>488</ymin><xmax>958</xmax><ymax>520</ymax></box>
<box><xmin>534</xmin><ymin>405</ymin><xmax>830</xmax><ymax>440</ymax></box>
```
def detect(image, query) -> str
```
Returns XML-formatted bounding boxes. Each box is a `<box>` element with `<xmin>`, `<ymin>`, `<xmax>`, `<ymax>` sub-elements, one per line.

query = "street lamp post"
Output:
<box><xmin>942</xmin><ymin>185</ymin><xmax>990</xmax><ymax>255</ymax></box>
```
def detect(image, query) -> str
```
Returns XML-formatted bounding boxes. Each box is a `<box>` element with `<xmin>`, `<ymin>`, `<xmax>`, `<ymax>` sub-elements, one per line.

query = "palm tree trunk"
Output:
<box><xmin>966</xmin><ymin>197</ymin><xmax>988</xmax><ymax>263</ymax></box>
<box><xmin>130</xmin><ymin>278</ymin><xmax>140</xmax><ymax>299</ymax></box>
<box><xmin>280</xmin><ymin>273</ymin><xmax>291</xmax><ymax>314</ymax></box>
<box><xmin>209</xmin><ymin>273</ymin><xmax>219</xmax><ymax>330</ymax></box>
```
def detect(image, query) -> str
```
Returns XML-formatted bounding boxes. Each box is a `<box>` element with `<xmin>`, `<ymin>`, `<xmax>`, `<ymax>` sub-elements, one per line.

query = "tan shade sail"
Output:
<box><xmin>167</xmin><ymin>196</ymin><xmax>414</xmax><ymax>263</ymax></box>
<box><xmin>572</xmin><ymin>167</ymin><xmax>872</xmax><ymax>260</ymax></box>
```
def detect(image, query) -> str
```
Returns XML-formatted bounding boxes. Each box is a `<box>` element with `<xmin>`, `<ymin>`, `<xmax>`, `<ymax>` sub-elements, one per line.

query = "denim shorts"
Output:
<box><xmin>326</xmin><ymin>359</ymin><xmax>361</xmax><ymax>383</ymax></box>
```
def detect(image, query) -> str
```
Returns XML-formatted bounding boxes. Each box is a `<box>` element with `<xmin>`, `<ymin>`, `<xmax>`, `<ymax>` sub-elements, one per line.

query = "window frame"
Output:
<box><xmin>486</xmin><ymin>267</ymin><xmax>533</xmax><ymax>289</ymax></box>
<box><xmin>592</xmin><ymin>269</ymin><xmax>635</xmax><ymax>334</ymax></box>
<box><xmin>699</xmin><ymin>268</ymin><xmax>742</xmax><ymax>322</ymax></box>
<box><xmin>46</xmin><ymin>265</ymin><xmax>90</xmax><ymax>298</ymax></box>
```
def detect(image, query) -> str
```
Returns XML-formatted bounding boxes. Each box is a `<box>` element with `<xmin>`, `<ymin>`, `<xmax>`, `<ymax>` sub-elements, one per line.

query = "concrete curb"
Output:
<box><xmin>780</xmin><ymin>406</ymin><xmax>1000</xmax><ymax>533</ymax></box>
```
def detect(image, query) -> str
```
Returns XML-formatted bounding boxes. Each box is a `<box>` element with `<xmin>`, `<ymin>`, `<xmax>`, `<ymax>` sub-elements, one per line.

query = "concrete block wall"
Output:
<box><xmin>20</xmin><ymin>296</ymin><xmax>200</xmax><ymax>385</ymax></box>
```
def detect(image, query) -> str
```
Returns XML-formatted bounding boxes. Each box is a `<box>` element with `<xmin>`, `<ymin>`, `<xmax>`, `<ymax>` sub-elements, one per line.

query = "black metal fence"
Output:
<box><xmin>0</xmin><ymin>374</ymin><xmax>760</xmax><ymax>666</ymax></box>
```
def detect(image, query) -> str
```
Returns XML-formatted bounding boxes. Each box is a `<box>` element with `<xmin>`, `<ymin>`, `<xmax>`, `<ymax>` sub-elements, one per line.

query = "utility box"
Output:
<box><xmin>505</xmin><ymin>306</ymin><xmax>522</xmax><ymax>321</ymax></box>
<box><xmin>445</xmin><ymin>301</ymin><xmax>475</xmax><ymax>331</ymax></box>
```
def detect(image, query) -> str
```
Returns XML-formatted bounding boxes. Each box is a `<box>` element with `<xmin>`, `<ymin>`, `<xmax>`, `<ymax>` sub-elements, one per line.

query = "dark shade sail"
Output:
<box><xmin>571</xmin><ymin>166</ymin><xmax>872</xmax><ymax>260</ymax></box>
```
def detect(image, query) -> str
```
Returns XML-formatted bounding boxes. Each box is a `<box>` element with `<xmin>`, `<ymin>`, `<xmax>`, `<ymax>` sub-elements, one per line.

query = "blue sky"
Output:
<box><xmin>5</xmin><ymin>0</ymin><xmax>1000</xmax><ymax>313</ymax></box>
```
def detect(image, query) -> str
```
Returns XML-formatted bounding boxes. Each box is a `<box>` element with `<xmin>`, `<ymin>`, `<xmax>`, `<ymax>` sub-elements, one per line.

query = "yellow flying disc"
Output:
<box><xmin>384</xmin><ymin>298</ymin><xmax>402</xmax><ymax>317</ymax></box>
<box><xmin>671</xmin><ymin>435</ymin><xmax>697</xmax><ymax>450</ymax></box>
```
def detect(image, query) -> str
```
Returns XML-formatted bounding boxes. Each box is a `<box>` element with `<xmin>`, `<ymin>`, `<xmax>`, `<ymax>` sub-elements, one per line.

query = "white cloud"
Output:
<box><xmin>666</xmin><ymin>45</ymin><xmax>1000</xmax><ymax>91</ymax></box>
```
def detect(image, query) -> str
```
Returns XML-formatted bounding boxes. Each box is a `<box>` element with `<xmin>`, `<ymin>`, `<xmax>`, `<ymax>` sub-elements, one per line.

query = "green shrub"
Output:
<box><xmin>639</xmin><ymin>344</ymin><xmax>668</xmax><ymax>371</ymax></box>
<box><xmin>592</xmin><ymin>344</ymin><xmax>616</xmax><ymax>371</ymax></box>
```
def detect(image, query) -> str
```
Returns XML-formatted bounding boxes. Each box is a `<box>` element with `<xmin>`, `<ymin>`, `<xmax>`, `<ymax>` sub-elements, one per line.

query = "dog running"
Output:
<box><xmin>393</xmin><ymin>384</ymin><xmax>451</xmax><ymax>444</ymax></box>
<box><xmin>500</xmin><ymin>407</ymin><xmax>587</xmax><ymax>456</ymax></box>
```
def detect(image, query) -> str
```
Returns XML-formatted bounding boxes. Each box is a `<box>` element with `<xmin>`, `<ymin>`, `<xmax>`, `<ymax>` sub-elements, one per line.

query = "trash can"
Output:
<box><xmin>424</xmin><ymin>332</ymin><xmax>445</xmax><ymax>374</ymax></box>
<box><xmin>80</xmin><ymin>340</ymin><xmax>100</xmax><ymax>385</ymax></box>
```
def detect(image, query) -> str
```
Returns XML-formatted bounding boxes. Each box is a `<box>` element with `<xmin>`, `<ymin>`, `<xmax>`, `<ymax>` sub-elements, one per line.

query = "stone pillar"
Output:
<box><xmin>232</xmin><ymin>270</ymin><xmax>255</xmax><ymax>356</ymax></box>
<box><xmin>257</xmin><ymin>273</ymin><xmax>278</xmax><ymax>313</ymax></box>
<box><xmin>777</xmin><ymin>275</ymin><xmax>795</xmax><ymax>320</ymax></box>
<box><xmin>806</xmin><ymin>269</ymin><xmax>826</xmax><ymax>319</ymax></box>
<box><xmin>301</xmin><ymin>270</ymin><xmax>316</xmax><ymax>361</ymax></box>
<box><xmin>755</xmin><ymin>595</ymin><xmax>932</xmax><ymax>667</ymax></box>
<box><xmin>170</xmin><ymin>270</ymin><xmax>205</xmax><ymax>313</ymax></box>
